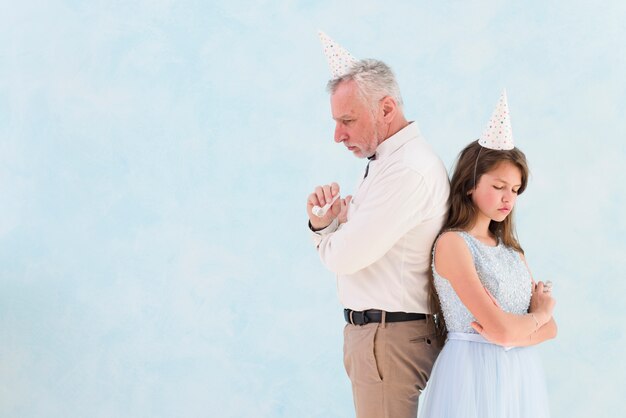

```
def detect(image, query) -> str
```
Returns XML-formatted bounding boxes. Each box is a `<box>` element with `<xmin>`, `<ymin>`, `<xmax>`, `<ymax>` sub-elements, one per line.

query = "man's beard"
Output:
<box><xmin>365</xmin><ymin>126</ymin><xmax>380</xmax><ymax>158</ymax></box>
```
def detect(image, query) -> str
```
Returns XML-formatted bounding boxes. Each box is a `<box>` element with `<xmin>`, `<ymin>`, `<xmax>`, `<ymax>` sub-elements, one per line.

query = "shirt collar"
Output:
<box><xmin>375</xmin><ymin>121</ymin><xmax>421</xmax><ymax>160</ymax></box>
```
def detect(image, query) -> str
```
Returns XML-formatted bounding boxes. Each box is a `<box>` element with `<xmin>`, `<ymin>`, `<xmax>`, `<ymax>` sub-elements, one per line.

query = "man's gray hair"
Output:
<box><xmin>326</xmin><ymin>59</ymin><xmax>404</xmax><ymax>113</ymax></box>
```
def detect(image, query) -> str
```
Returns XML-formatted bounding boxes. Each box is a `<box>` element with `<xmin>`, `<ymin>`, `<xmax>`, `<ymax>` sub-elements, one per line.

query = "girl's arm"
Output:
<box><xmin>499</xmin><ymin>253</ymin><xmax>557</xmax><ymax>346</ymax></box>
<box><xmin>472</xmin><ymin>299</ymin><xmax>558</xmax><ymax>347</ymax></box>
<box><xmin>434</xmin><ymin>231</ymin><xmax>555</xmax><ymax>346</ymax></box>
<box><xmin>510</xmin><ymin>318</ymin><xmax>557</xmax><ymax>347</ymax></box>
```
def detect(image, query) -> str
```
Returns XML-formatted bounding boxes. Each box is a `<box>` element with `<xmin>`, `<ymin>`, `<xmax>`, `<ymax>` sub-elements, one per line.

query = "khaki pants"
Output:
<box><xmin>343</xmin><ymin>318</ymin><xmax>441</xmax><ymax>418</ymax></box>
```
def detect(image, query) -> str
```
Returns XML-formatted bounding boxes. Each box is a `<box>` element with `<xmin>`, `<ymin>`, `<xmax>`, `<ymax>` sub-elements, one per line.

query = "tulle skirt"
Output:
<box><xmin>418</xmin><ymin>333</ymin><xmax>550</xmax><ymax>418</ymax></box>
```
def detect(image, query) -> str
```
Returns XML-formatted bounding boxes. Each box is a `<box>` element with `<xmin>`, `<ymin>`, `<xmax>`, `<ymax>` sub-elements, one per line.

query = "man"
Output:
<box><xmin>307</xmin><ymin>32</ymin><xmax>450</xmax><ymax>418</ymax></box>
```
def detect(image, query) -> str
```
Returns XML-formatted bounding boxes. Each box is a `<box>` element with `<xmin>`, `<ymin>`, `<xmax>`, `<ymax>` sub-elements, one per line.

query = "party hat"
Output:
<box><xmin>479</xmin><ymin>89</ymin><xmax>514</xmax><ymax>150</ymax></box>
<box><xmin>318</xmin><ymin>31</ymin><xmax>358</xmax><ymax>78</ymax></box>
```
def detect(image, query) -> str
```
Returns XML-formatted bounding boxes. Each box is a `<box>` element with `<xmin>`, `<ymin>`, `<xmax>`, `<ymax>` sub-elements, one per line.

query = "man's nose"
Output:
<box><xmin>334</xmin><ymin>124</ymin><xmax>346</xmax><ymax>143</ymax></box>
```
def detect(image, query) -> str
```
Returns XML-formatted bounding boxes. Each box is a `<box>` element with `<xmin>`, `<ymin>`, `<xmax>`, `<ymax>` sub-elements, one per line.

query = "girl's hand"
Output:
<box><xmin>529</xmin><ymin>281</ymin><xmax>556</xmax><ymax>326</ymax></box>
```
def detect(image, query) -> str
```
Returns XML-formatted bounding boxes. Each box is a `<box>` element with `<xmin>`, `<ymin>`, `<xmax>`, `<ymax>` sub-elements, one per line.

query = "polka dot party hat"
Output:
<box><xmin>318</xmin><ymin>30</ymin><xmax>358</xmax><ymax>78</ymax></box>
<box><xmin>479</xmin><ymin>89</ymin><xmax>515</xmax><ymax>150</ymax></box>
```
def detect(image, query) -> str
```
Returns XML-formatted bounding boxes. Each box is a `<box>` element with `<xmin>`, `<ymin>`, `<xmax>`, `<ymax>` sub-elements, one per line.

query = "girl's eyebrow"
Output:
<box><xmin>494</xmin><ymin>177</ymin><xmax>522</xmax><ymax>187</ymax></box>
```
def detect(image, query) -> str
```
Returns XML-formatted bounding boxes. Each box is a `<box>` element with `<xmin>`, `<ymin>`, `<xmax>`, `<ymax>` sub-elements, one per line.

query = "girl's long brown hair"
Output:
<box><xmin>429</xmin><ymin>140</ymin><xmax>530</xmax><ymax>341</ymax></box>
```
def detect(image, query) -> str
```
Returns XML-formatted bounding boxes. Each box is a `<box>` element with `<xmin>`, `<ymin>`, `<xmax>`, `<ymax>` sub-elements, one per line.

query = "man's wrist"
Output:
<box><xmin>308</xmin><ymin>218</ymin><xmax>338</xmax><ymax>235</ymax></box>
<box><xmin>309</xmin><ymin>220</ymin><xmax>330</xmax><ymax>232</ymax></box>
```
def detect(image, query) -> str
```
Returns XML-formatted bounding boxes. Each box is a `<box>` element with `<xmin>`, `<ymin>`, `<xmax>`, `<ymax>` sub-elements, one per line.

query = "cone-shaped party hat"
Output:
<box><xmin>318</xmin><ymin>30</ymin><xmax>358</xmax><ymax>78</ymax></box>
<box><xmin>479</xmin><ymin>89</ymin><xmax>515</xmax><ymax>150</ymax></box>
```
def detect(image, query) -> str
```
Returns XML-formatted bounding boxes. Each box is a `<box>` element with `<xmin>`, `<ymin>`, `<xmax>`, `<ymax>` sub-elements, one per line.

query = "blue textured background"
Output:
<box><xmin>1</xmin><ymin>1</ymin><xmax>625</xmax><ymax>417</ymax></box>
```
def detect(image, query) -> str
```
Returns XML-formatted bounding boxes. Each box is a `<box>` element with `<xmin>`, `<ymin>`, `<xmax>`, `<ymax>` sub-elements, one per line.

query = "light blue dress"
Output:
<box><xmin>418</xmin><ymin>231</ymin><xmax>550</xmax><ymax>418</ymax></box>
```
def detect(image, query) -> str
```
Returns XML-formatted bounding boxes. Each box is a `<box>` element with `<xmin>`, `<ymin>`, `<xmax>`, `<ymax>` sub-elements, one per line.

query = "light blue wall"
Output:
<box><xmin>1</xmin><ymin>1</ymin><xmax>624</xmax><ymax>417</ymax></box>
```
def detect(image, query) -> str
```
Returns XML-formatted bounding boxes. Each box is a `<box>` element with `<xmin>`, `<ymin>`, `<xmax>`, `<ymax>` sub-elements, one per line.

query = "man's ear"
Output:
<box><xmin>380</xmin><ymin>96</ymin><xmax>397</xmax><ymax>122</ymax></box>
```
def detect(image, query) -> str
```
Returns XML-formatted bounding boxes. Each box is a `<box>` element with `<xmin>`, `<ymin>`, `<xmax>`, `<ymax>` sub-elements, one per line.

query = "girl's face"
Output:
<box><xmin>471</xmin><ymin>161</ymin><xmax>522</xmax><ymax>223</ymax></box>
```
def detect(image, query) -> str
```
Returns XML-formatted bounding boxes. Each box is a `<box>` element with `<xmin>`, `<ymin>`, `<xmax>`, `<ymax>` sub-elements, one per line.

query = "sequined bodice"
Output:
<box><xmin>433</xmin><ymin>231</ymin><xmax>532</xmax><ymax>333</ymax></box>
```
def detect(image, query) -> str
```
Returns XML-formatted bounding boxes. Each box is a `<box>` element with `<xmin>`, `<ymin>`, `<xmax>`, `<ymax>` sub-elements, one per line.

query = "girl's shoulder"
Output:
<box><xmin>433</xmin><ymin>230</ymin><xmax>473</xmax><ymax>262</ymax></box>
<box><xmin>435</xmin><ymin>229</ymin><xmax>469</xmax><ymax>249</ymax></box>
<box><xmin>433</xmin><ymin>230</ymin><xmax>476</xmax><ymax>282</ymax></box>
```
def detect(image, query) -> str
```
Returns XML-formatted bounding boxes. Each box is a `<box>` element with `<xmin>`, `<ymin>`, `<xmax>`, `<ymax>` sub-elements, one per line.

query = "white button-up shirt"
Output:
<box><xmin>311</xmin><ymin>122</ymin><xmax>449</xmax><ymax>313</ymax></box>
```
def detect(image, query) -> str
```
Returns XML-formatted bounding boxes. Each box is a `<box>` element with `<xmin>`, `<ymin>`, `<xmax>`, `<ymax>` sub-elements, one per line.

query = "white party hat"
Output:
<box><xmin>318</xmin><ymin>30</ymin><xmax>358</xmax><ymax>78</ymax></box>
<box><xmin>479</xmin><ymin>89</ymin><xmax>515</xmax><ymax>150</ymax></box>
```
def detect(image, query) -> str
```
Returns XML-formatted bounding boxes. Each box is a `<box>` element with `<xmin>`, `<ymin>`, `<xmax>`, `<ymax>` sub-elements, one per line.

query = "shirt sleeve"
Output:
<box><xmin>316</xmin><ymin>164</ymin><xmax>433</xmax><ymax>275</ymax></box>
<box><xmin>309</xmin><ymin>218</ymin><xmax>339</xmax><ymax>247</ymax></box>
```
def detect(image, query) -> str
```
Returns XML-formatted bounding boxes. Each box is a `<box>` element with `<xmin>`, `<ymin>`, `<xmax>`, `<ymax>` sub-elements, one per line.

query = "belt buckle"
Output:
<box><xmin>350</xmin><ymin>310</ymin><xmax>369</xmax><ymax>326</ymax></box>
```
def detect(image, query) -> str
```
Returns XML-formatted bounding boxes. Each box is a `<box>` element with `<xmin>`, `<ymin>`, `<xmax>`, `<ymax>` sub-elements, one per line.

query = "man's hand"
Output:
<box><xmin>307</xmin><ymin>182</ymin><xmax>342</xmax><ymax>230</ymax></box>
<box><xmin>338</xmin><ymin>195</ymin><xmax>352</xmax><ymax>225</ymax></box>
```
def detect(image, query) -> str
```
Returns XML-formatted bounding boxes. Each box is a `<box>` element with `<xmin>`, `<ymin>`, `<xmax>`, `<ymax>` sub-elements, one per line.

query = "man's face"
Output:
<box><xmin>330</xmin><ymin>80</ymin><xmax>380</xmax><ymax>158</ymax></box>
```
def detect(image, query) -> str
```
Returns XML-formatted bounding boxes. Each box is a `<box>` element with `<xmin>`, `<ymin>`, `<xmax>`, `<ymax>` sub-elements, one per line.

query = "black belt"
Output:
<box><xmin>344</xmin><ymin>309</ymin><xmax>427</xmax><ymax>325</ymax></box>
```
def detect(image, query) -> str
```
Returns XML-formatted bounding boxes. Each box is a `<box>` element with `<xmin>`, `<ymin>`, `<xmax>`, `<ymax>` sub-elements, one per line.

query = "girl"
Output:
<box><xmin>419</xmin><ymin>91</ymin><xmax>557</xmax><ymax>418</ymax></box>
